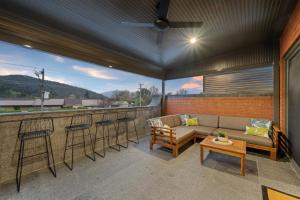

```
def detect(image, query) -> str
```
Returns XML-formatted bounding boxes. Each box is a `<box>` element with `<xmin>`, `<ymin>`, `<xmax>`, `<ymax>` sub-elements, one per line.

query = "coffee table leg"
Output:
<box><xmin>240</xmin><ymin>156</ymin><xmax>245</xmax><ymax>176</ymax></box>
<box><xmin>200</xmin><ymin>146</ymin><xmax>204</xmax><ymax>164</ymax></box>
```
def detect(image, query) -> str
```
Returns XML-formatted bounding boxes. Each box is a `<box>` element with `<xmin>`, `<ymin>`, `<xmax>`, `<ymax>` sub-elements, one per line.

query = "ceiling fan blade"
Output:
<box><xmin>157</xmin><ymin>0</ymin><xmax>170</xmax><ymax>19</ymax></box>
<box><xmin>169</xmin><ymin>21</ymin><xmax>203</xmax><ymax>28</ymax></box>
<box><xmin>156</xmin><ymin>32</ymin><xmax>163</xmax><ymax>45</ymax></box>
<box><xmin>121</xmin><ymin>21</ymin><xmax>154</xmax><ymax>28</ymax></box>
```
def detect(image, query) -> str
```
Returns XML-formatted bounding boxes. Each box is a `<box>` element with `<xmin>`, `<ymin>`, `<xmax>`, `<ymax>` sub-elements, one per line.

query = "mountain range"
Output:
<box><xmin>0</xmin><ymin>75</ymin><xmax>106</xmax><ymax>99</ymax></box>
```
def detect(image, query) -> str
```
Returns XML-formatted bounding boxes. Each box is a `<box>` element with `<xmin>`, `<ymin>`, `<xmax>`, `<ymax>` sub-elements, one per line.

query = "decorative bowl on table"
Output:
<box><xmin>212</xmin><ymin>137</ymin><xmax>233</xmax><ymax>145</ymax></box>
<box><xmin>217</xmin><ymin>135</ymin><xmax>229</xmax><ymax>142</ymax></box>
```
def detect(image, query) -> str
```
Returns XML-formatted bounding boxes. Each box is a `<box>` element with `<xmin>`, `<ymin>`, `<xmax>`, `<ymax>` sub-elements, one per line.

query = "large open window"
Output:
<box><xmin>165</xmin><ymin>66</ymin><xmax>273</xmax><ymax>96</ymax></box>
<box><xmin>165</xmin><ymin>76</ymin><xmax>204</xmax><ymax>95</ymax></box>
<box><xmin>0</xmin><ymin>41</ymin><xmax>161</xmax><ymax>113</ymax></box>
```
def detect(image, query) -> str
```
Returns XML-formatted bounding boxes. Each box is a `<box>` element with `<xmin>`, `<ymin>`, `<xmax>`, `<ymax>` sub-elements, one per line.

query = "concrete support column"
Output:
<box><xmin>161</xmin><ymin>80</ymin><xmax>165</xmax><ymax>116</ymax></box>
<box><xmin>273</xmin><ymin>43</ymin><xmax>280</xmax><ymax>125</ymax></box>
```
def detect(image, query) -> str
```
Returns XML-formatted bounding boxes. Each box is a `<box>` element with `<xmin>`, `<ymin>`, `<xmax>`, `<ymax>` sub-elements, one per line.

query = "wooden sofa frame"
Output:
<box><xmin>150</xmin><ymin>125</ymin><xmax>280</xmax><ymax>160</ymax></box>
<box><xmin>149</xmin><ymin>127</ymin><xmax>194</xmax><ymax>157</ymax></box>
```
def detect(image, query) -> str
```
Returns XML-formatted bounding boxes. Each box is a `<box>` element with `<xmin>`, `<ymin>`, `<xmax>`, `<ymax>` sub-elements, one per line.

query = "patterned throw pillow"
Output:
<box><xmin>148</xmin><ymin>118</ymin><xmax>163</xmax><ymax>128</ymax></box>
<box><xmin>180</xmin><ymin>114</ymin><xmax>190</xmax><ymax>125</ymax></box>
<box><xmin>250</xmin><ymin>119</ymin><xmax>272</xmax><ymax>129</ymax></box>
<box><xmin>245</xmin><ymin>126</ymin><xmax>269</xmax><ymax>138</ymax></box>
<box><xmin>186</xmin><ymin>118</ymin><xmax>199</xmax><ymax>126</ymax></box>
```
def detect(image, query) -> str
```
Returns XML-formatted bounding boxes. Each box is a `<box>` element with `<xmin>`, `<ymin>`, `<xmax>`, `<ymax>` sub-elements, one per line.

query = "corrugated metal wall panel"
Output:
<box><xmin>204</xmin><ymin>66</ymin><xmax>273</xmax><ymax>95</ymax></box>
<box><xmin>165</xmin><ymin>44</ymin><xmax>275</xmax><ymax>80</ymax></box>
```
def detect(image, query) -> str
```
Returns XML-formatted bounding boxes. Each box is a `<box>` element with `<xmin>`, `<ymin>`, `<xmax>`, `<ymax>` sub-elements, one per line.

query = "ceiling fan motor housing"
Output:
<box><xmin>154</xmin><ymin>19</ymin><xmax>169</xmax><ymax>31</ymax></box>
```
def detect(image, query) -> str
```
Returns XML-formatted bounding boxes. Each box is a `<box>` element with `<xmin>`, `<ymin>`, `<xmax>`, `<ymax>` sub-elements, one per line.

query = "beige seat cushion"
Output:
<box><xmin>219</xmin><ymin>116</ymin><xmax>251</xmax><ymax>131</ymax></box>
<box><xmin>193</xmin><ymin>126</ymin><xmax>216</xmax><ymax>136</ymax></box>
<box><xmin>172</xmin><ymin>126</ymin><xmax>195</xmax><ymax>143</ymax></box>
<box><xmin>213</xmin><ymin>128</ymin><xmax>273</xmax><ymax>147</ymax></box>
<box><xmin>190</xmin><ymin>114</ymin><xmax>219</xmax><ymax>128</ymax></box>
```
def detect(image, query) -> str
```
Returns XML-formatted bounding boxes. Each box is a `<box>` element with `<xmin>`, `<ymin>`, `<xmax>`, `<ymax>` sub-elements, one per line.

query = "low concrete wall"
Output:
<box><xmin>0</xmin><ymin>106</ymin><xmax>160</xmax><ymax>184</ymax></box>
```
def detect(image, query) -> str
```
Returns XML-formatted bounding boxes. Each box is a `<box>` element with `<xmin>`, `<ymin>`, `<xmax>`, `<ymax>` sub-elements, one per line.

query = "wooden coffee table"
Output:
<box><xmin>200</xmin><ymin>136</ymin><xmax>246</xmax><ymax>176</ymax></box>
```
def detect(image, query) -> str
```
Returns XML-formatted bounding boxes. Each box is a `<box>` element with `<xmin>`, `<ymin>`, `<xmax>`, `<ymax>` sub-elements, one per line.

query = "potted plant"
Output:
<box><xmin>217</xmin><ymin>130</ymin><xmax>228</xmax><ymax>142</ymax></box>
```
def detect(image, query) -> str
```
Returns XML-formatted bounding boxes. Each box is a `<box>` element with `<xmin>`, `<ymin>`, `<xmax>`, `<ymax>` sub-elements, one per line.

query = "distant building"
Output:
<box><xmin>64</xmin><ymin>98</ymin><xmax>82</xmax><ymax>108</ymax></box>
<box><xmin>82</xmin><ymin>99</ymin><xmax>104</xmax><ymax>107</ymax></box>
<box><xmin>111</xmin><ymin>101</ymin><xmax>129</xmax><ymax>108</ymax></box>
<box><xmin>0</xmin><ymin>98</ymin><xmax>122</xmax><ymax>112</ymax></box>
<box><xmin>0</xmin><ymin>99</ymin><xmax>64</xmax><ymax>110</ymax></box>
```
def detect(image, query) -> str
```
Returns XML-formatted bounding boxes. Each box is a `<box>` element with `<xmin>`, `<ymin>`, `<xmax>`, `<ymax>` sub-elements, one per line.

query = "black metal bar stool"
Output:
<box><xmin>116</xmin><ymin>110</ymin><xmax>139</xmax><ymax>148</ymax></box>
<box><xmin>16</xmin><ymin>117</ymin><xmax>56</xmax><ymax>192</ymax></box>
<box><xmin>63</xmin><ymin>114</ymin><xmax>95</xmax><ymax>170</ymax></box>
<box><xmin>94</xmin><ymin>112</ymin><xmax>120</xmax><ymax>157</ymax></box>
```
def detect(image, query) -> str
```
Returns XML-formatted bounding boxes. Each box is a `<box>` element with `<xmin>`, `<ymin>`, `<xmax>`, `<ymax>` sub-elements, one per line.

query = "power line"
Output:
<box><xmin>0</xmin><ymin>61</ymin><xmax>37</xmax><ymax>70</ymax></box>
<box><xmin>0</xmin><ymin>61</ymin><xmax>56</xmax><ymax>73</ymax></box>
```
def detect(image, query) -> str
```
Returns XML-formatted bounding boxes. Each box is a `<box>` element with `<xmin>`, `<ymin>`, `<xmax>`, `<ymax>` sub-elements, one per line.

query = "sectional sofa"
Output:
<box><xmin>148</xmin><ymin>114</ymin><xmax>280</xmax><ymax>160</ymax></box>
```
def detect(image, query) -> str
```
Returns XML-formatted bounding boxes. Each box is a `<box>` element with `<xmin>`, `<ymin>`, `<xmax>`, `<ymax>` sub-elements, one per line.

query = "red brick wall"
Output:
<box><xmin>280</xmin><ymin>1</ymin><xmax>300</xmax><ymax>131</ymax></box>
<box><xmin>165</xmin><ymin>96</ymin><xmax>273</xmax><ymax>120</ymax></box>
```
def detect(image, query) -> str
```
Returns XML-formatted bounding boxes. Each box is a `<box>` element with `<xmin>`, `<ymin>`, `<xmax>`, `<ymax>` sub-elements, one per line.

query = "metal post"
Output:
<box><xmin>139</xmin><ymin>83</ymin><xmax>143</xmax><ymax>107</ymax></box>
<box><xmin>161</xmin><ymin>80</ymin><xmax>165</xmax><ymax>115</ymax></box>
<box><xmin>35</xmin><ymin>68</ymin><xmax>45</xmax><ymax>110</ymax></box>
<box><xmin>41</xmin><ymin>68</ymin><xmax>45</xmax><ymax>110</ymax></box>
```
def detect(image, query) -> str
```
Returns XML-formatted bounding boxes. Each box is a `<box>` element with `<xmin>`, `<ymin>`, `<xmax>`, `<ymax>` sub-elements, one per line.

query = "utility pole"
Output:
<box><xmin>139</xmin><ymin>83</ymin><xmax>144</xmax><ymax>107</ymax></box>
<box><xmin>35</xmin><ymin>68</ymin><xmax>45</xmax><ymax>110</ymax></box>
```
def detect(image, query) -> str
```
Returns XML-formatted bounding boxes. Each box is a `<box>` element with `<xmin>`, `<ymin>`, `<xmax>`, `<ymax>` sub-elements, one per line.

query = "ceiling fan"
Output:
<box><xmin>121</xmin><ymin>0</ymin><xmax>203</xmax><ymax>44</ymax></box>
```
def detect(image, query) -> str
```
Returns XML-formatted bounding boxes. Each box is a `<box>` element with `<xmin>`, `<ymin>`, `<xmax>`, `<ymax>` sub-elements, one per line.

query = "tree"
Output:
<box><xmin>111</xmin><ymin>90</ymin><xmax>131</xmax><ymax>102</ymax></box>
<box><xmin>132</xmin><ymin>87</ymin><xmax>152</xmax><ymax>106</ymax></box>
<box><xmin>111</xmin><ymin>90</ymin><xmax>120</xmax><ymax>101</ymax></box>
<box><xmin>84</xmin><ymin>91</ymin><xmax>90</xmax><ymax>99</ymax></box>
<box><xmin>149</xmin><ymin>86</ymin><xmax>160</xmax><ymax>95</ymax></box>
<box><xmin>176</xmin><ymin>89</ymin><xmax>188</xmax><ymax>95</ymax></box>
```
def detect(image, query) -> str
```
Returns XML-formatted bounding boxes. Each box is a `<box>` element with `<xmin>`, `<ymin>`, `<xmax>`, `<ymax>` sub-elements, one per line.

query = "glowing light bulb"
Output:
<box><xmin>23</xmin><ymin>44</ymin><xmax>32</xmax><ymax>48</ymax></box>
<box><xmin>189</xmin><ymin>37</ymin><xmax>197</xmax><ymax>44</ymax></box>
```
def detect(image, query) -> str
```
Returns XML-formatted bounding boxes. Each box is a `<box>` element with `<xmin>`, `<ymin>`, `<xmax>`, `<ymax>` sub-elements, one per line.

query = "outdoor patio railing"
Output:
<box><xmin>0</xmin><ymin>106</ymin><xmax>160</xmax><ymax>184</ymax></box>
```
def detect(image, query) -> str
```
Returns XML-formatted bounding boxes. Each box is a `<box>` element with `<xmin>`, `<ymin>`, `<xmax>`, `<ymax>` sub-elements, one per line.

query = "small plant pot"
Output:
<box><xmin>217</xmin><ymin>136</ymin><xmax>228</xmax><ymax>142</ymax></box>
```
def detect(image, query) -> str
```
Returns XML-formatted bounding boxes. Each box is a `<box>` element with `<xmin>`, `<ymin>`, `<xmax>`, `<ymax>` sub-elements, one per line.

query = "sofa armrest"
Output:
<box><xmin>151</xmin><ymin>126</ymin><xmax>176</xmax><ymax>143</ymax></box>
<box><xmin>272</xmin><ymin>125</ymin><xmax>280</xmax><ymax>149</ymax></box>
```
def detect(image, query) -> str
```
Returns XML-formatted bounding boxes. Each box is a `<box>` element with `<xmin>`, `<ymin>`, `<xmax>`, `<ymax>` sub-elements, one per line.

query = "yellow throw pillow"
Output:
<box><xmin>186</xmin><ymin>118</ymin><xmax>198</xmax><ymax>126</ymax></box>
<box><xmin>245</xmin><ymin>126</ymin><xmax>269</xmax><ymax>138</ymax></box>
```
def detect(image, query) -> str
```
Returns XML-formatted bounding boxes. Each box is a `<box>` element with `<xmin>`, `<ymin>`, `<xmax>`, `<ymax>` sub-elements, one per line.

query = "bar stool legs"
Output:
<box><xmin>117</xmin><ymin>119</ymin><xmax>139</xmax><ymax>149</ymax></box>
<box><xmin>16</xmin><ymin>135</ymin><xmax>56</xmax><ymax>192</ymax></box>
<box><xmin>63</xmin><ymin>128</ymin><xmax>95</xmax><ymax>171</ymax></box>
<box><xmin>63</xmin><ymin>130</ymin><xmax>74</xmax><ymax>170</ymax></box>
<box><xmin>16</xmin><ymin>139</ymin><xmax>25</xmax><ymax>192</ymax></box>
<box><xmin>44</xmin><ymin>135</ymin><xmax>57</xmax><ymax>177</ymax></box>
<box><xmin>108</xmin><ymin>123</ymin><xmax>120</xmax><ymax>151</ymax></box>
<box><xmin>94</xmin><ymin>125</ymin><xmax>106</xmax><ymax>157</ymax></box>
<box><xmin>94</xmin><ymin>122</ymin><xmax>120</xmax><ymax>157</ymax></box>
<box><xmin>128</xmin><ymin>120</ymin><xmax>139</xmax><ymax>144</ymax></box>
<box><xmin>117</xmin><ymin>120</ymin><xmax>129</xmax><ymax>148</ymax></box>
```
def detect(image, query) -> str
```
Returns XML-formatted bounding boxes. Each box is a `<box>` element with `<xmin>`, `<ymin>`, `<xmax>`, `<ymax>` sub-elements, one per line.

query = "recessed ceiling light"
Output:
<box><xmin>23</xmin><ymin>44</ymin><xmax>32</xmax><ymax>48</ymax></box>
<box><xmin>189</xmin><ymin>37</ymin><xmax>197</xmax><ymax>44</ymax></box>
<box><xmin>108</xmin><ymin>65</ymin><xmax>113</xmax><ymax>68</ymax></box>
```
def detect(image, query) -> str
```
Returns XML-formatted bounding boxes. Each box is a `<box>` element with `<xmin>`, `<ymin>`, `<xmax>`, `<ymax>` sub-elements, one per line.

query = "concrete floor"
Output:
<box><xmin>1</xmin><ymin>136</ymin><xmax>300</xmax><ymax>200</ymax></box>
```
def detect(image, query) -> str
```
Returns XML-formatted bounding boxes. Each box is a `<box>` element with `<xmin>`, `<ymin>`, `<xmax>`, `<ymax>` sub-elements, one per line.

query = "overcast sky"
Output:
<box><xmin>0</xmin><ymin>41</ymin><xmax>203</xmax><ymax>94</ymax></box>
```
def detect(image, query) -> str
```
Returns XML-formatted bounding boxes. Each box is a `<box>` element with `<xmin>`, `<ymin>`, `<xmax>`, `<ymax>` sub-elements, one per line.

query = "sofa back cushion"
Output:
<box><xmin>219</xmin><ymin>116</ymin><xmax>251</xmax><ymax>131</ymax></box>
<box><xmin>190</xmin><ymin>114</ymin><xmax>219</xmax><ymax>128</ymax></box>
<box><xmin>161</xmin><ymin>115</ymin><xmax>181</xmax><ymax>127</ymax></box>
<box><xmin>173</xmin><ymin>115</ymin><xmax>182</xmax><ymax>127</ymax></box>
